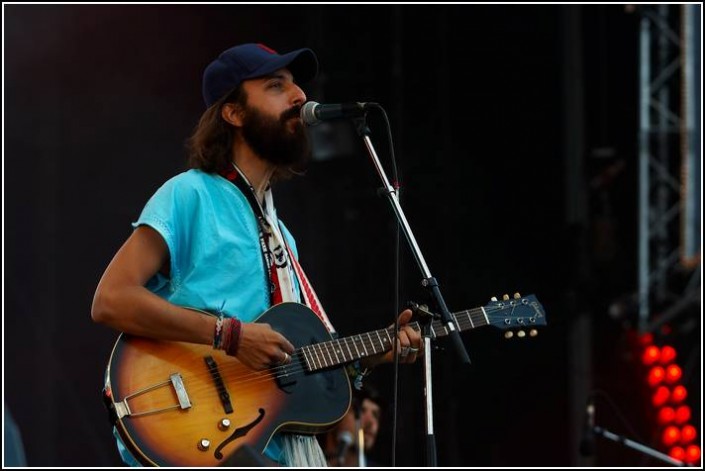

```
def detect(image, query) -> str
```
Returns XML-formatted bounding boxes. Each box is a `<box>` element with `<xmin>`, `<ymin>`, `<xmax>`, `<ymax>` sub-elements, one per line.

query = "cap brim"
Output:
<box><xmin>245</xmin><ymin>48</ymin><xmax>319</xmax><ymax>85</ymax></box>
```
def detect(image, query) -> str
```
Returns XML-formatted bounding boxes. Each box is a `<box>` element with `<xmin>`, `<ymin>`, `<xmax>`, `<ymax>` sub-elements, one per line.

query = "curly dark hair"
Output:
<box><xmin>186</xmin><ymin>86</ymin><xmax>247</xmax><ymax>173</ymax></box>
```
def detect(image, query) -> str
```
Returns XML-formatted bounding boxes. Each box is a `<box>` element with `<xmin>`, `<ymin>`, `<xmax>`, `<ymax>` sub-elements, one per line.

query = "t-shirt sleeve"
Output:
<box><xmin>132</xmin><ymin>174</ymin><xmax>200</xmax><ymax>287</ymax></box>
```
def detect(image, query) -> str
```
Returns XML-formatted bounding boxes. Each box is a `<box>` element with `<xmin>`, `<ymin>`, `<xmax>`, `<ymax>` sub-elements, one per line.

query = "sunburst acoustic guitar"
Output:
<box><xmin>102</xmin><ymin>294</ymin><xmax>546</xmax><ymax>466</ymax></box>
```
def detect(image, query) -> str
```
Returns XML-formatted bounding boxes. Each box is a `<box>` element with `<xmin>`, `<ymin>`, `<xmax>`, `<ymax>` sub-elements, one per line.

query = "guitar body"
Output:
<box><xmin>104</xmin><ymin>303</ymin><xmax>351</xmax><ymax>466</ymax></box>
<box><xmin>103</xmin><ymin>294</ymin><xmax>547</xmax><ymax>466</ymax></box>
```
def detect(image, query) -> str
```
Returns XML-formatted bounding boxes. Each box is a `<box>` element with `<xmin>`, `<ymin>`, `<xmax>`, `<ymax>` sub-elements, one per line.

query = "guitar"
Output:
<box><xmin>103</xmin><ymin>294</ymin><xmax>546</xmax><ymax>466</ymax></box>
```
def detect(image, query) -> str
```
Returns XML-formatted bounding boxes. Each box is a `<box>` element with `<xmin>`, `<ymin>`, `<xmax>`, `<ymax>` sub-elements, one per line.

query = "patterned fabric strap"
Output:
<box><xmin>219</xmin><ymin>163</ymin><xmax>335</xmax><ymax>334</ymax></box>
<box><xmin>285</xmin><ymin>244</ymin><xmax>335</xmax><ymax>334</ymax></box>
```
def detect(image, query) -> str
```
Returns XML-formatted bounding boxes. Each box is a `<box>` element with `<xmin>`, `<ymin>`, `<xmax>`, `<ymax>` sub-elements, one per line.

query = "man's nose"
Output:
<box><xmin>291</xmin><ymin>84</ymin><xmax>306</xmax><ymax>107</ymax></box>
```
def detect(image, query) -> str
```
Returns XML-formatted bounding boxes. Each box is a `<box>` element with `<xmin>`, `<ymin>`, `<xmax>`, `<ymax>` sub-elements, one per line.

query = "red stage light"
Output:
<box><xmin>659</xmin><ymin>345</ymin><xmax>677</xmax><ymax>364</ymax></box>
<box><xmin>670</xmin><ymin>446</ymin><xmax>686</xmax><ymax>461</ymax></box>
<box><xmin>674</xmin><ymin>405</ymin><xmax>691</xmax><ymax>424</ymax></box>
<box><xmin>681</xmin><ymin>425</ymin><xmax>697</xmax><ymax>444</ymax></box>
<box><xmin>648</xmin><ymin>366</ymin><xmax>666</xmax><ymax>386</ymax></box>
<box><xmin>652</xmin><ymin>386</ymin><xmax>670</xmax><ymax>407</ymax></box>
<box><xmin>685</xmin><ymin>445</ymin><xmax>701</xmax><ymax>464</ymax></box>
<box><xmin>665</xmin><ymin>364</ymin><xmax>683</xmax><ymax>383</ymax></box>
<box><xmin>658</xmin><ymin>407</ymin><xmax>676</xmax><ymax>425</ymax></box>
<box><xmin>671</xmin><ymin>385</ymin><xmax>687</xmax><ymax>403</ymax></box>
<box><xmin>642</xmin><ymin>345</ymin><xmax>661</xmax><ymax>365</ymax></box>
<box><xmin>662</xmin><ymin>426</ymin><xmax>681</xmax><ymax>446</ymax></box>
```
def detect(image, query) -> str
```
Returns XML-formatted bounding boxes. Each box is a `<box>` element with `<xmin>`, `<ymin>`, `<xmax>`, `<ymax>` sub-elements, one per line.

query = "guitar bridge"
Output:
<box><xmin>113</xmin><ymin>373</ymin><xmax>192</xmax><ymax>419</ymax></box>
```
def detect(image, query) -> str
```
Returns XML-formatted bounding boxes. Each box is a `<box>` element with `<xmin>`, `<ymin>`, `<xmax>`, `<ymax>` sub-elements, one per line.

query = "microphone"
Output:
<box><xmin>335</xmin><ymin>430</ymin><xmax>354</xmax><ymax>466</ymax></box>
<box><xmin>300</xmin><ymin>101</ymin><xmax>370</xmax><ymax>125</ymax></box>
<box><xmin>579</xmin><ymin>399</ymin><xmax>596</xmax><ymax>456</ymax></box>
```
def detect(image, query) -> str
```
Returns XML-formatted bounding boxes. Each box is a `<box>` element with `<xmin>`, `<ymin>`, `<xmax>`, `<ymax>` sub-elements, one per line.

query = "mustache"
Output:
<box><xmin>280</xmin><ymin>105</ymin><xmax>302</xmax><ymax>122</ymax></box>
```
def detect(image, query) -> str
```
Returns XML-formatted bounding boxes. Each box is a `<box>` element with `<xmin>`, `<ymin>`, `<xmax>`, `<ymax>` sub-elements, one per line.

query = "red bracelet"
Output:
<box><xmin>225</xmin><ymin>318</ymin><xmax>242</xmax><ymax>357</ymax></box>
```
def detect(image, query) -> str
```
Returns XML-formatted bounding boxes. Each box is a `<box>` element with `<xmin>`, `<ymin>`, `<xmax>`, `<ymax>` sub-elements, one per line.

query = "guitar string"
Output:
<box><xmin>199</xmin><ymin>304</ymin><xmax>531</xmax><ymax>389</ymax></box>
<box><xmin>134</xmin><ymin>304</ymin><xmax>538</xmax><ymax>399</ymax></box>
<box><xmin>122</xmin><ymin>305</ymin><xmax>540</xmax><ymax>409</ymax></box>
<box><xmin>198</xmin><ymin>305</ymin><xmax>499</xmax><ymax>384</ymax></box>
<box><xmin>124</xmin><ymin>308</ymin><xmax>485</xmax><ymax>402</ymax></box>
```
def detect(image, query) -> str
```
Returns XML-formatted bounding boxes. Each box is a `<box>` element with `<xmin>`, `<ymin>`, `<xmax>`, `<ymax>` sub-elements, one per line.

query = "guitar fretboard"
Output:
<box><xmin>300</xmin><ymin>307</ymin><xmax>489</xmax><ymax>372</ymax></box>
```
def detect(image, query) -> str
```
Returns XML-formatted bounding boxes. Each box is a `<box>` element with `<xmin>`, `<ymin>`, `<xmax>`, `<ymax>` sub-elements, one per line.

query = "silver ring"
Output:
<box><xmin>282</xmin><ymin>352</ymin><xmax>290</xmax><ymax>364</ymax></box>
<box><xmin>408</xmin><ymin>347</ymin><xmax>419</xmax><ymax>353</ymax></box>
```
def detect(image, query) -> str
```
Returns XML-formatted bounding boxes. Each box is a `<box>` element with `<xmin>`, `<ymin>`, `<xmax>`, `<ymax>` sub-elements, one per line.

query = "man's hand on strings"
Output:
<box><xmin>363</xmin><ymin>309</ymin><xmax>423</xmax><ymax>369</ymax></box>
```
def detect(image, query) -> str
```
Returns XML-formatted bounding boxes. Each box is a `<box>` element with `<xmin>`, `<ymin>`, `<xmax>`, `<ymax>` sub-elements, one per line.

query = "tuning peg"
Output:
<box><xmin>513</xmin><ymin>292</ymin><xmax>521</xmax><ymax>299</ymax></box>
<box><xmin>491</xmin><ymin>296</ymin><xmax>498</xmax><ymax>302</ymax></box>
<box><xmin>517</xmin><ymin>330</ymin><xmax>526</xmax><ymax>338</ymax></box>
<box><xmin>502</xmin><ymin>294</ymin><xmax>510</xmax><ymax>301</ymax></box>
<box><xmin>504</xmin><ymin>331</ymin><xmax>514</xmax><ymax>339</ymax></box>
<box><xmin>529</xmin><ymin>329</ymin><xmax>538</xmax><ymax>337</ymax></box>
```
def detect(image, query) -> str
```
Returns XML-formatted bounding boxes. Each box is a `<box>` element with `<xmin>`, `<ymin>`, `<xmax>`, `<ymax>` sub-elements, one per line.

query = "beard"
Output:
<box><xmin>240</xmin><ymin>103</ymin><xmax>311</xmax><ymax>169</ymax></box>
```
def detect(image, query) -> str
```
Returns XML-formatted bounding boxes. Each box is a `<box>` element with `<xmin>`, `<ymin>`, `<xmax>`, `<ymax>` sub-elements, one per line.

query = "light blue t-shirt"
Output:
<box><xmin>114</xmin><ymin>169</ymin><xmax>298</xmax><ymax>465</ymax></box>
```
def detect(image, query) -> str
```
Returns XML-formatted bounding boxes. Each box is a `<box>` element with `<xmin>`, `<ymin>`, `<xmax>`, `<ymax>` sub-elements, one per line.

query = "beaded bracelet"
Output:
<box><xmin>213</xmin><ymin>315</ymin><xmax>225</xmax><ymax>349</ymax></box>
<box><xmin>213</xmin><ymin>316</ymin><xmax>243</xmax><ymax>357</ymax></box>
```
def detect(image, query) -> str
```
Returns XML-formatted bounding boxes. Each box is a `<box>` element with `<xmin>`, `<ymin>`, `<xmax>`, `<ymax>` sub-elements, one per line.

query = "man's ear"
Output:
<box><xmin>221</xmin><ymin>102</ymin><xmax>244</xmax><ymax>127</ymax></box>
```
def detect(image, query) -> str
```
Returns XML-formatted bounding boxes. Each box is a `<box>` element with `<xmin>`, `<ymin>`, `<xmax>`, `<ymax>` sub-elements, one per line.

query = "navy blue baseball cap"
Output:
<box><xmin>202</xmin><ymin>43</ymin><xmax>319</xmax><ymax>108</ymax></box>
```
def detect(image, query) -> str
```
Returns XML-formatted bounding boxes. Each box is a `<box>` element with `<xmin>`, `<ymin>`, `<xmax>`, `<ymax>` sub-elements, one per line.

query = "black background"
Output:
<box><xmin>4</xmin><ymin>4</ymin><xmax>700</xmax><ymax>467</ymax></box>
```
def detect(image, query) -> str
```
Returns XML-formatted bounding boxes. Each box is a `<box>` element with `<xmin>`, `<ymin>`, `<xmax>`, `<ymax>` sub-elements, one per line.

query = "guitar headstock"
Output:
<box><xmin>484</xmin><ymin>293</ymin><xmax>547</xmax><ymax>338</ymax></box>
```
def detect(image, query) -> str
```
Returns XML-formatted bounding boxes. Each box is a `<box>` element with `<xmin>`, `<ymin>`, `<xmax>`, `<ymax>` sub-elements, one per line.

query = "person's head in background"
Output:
<box><xmin>353</xmin><ymin>384</ymin><xmax>383</xmax><ymax>452</ymax></box>
<box><xmin>323</xmin><ymin>383</ymin><xmax>384</xmax><ymax>466</ymax></box>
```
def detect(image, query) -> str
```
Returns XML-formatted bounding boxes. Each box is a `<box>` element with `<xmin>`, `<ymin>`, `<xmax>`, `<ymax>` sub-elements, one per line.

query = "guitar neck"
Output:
<box><xmin>300</xmin><ymin>307</ymin><xmax>488</xmax><ymax>372</ymax></box>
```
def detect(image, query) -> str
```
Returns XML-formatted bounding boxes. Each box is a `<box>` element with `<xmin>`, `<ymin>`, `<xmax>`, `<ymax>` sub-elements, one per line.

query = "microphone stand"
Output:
<box><xmin>352</xmin><ymin>116</ymin><xmax>471</xmax><ymax>467</ymax></box>
<box><xmin>353</xmin><ymin>400</ymin><xmax>367</xmax><ymax>467</ymax></box>
<box><xmin>592</xmin><ymin>426</ymin><xmax>687</xmax><ymax>466</ymax></box>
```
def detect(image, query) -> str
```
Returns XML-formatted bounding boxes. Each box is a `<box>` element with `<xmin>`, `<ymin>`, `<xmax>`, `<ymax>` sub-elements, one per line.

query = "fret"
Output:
<box><xmin>366</xmin><ymin>332</ymin><xmax>376</xmax><ymax>354</ymax></box>
<box><xmin>307</xmin><ymin>345</ymin><xmax>320</xmax><ymax>370</ymax></box>
<box><xmin>375</xmin><ymin>330</ymin><xmax>385</xmax><ymax>351</ymax></box>
<box><xmin>315</xmin><ymin>343</ymin><xmax>327</xmax><ymax>368</ymax></box>
<box><xmin>334</xmin><ymin>340</ymin><xmax>347</xmax><ymax>363</ymax></box>
<box><xmin>479</xmin><ymin>307</ymin><xmax>489</xmax><ymax>325</ymax></box>
<box><xmin>384</xmin><ymin>328</ymin><xmax>394</xmax><ymax>347</ymax></box>
<box><xmin>328</xmin><ymin>340</ymin><xmax>341</xmax><ymax>364</ymax></box>
<box><xmin>359</xmin><ymin>335</ymin><xmax>369</xmax><ymax>356</ymax></box>
<box><xmin>352</xmin><ymin>337</ymin><xmax>362</xmax><ymax>358</ymax></box>
<box><xmin>464</xmin><ymin>310</ymin><xmax>475</xmax><ymax>329</ymax></box>
<box><xmin>313</xmin><ymin>344</ymin><xmax>324</xmax><ymax>369</ymax></box>
<box><xmin>343</xmin><ymin>337</ymin><xmax>355</xmax><ymax>361</ymax></box>
<box><xmin>301</xmin><ymin>346</ymin><xmax>313</xmax><ymax>371</ymax></box>
<box><xmin>322</xmin><ymin>342</ymin><xmax>335</xmax><ymax>366</ymax></box>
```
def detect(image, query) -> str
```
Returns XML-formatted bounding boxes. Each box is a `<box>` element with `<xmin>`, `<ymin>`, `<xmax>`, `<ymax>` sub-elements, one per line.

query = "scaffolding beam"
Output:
<box><xmin>637</xmin><ymin>4</ymin><xmax>701</xmax><ymax>332</ymax></box>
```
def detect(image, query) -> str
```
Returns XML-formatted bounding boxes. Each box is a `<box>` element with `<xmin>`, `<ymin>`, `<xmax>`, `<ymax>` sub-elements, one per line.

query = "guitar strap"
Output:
<box><xmin>220</xmin><ymin>164</ymin><xmax>336</xmax><ymax>334</ymax></box>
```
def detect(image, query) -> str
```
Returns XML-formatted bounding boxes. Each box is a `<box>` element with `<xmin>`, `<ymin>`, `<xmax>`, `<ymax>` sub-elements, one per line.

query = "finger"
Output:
<box><xmin>395</xmin><ymin>334</ymin><xmax>411</xmax><ymax>360</ymax></box>
<box><xmin>271</xmin><ymin>350</ymin><xmax>290</xmax><ymax>366</ymax></box>
<box><xmin>396</xmin><ymin>330</ymin><xmax>411</xmax><ymax>351</ymax></box>
<box><xmin>397</xmin><ymin>309</ymin><xmax>413</xmax><ymax>326</ymax></box>
<box><xmin>401</xmin><ymin>324</ymin><xmax>421</xmax><ymax>343</ymax></box>
<box><xmin>276</xmin><ymin>333</ymin><xmax>296</xmax><ymax>354</ymax></box>
<box><xmin>402</xmin><ymin>326</ymin><xmax>423</xmax><ymax>355</ymax></box>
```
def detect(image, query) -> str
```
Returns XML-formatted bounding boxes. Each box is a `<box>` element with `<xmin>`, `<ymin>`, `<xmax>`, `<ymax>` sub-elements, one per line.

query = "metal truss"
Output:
<box><xmin>638</xmin><ymin>4</ymin><xmax>701</xmax><ymax>332</ymax></box>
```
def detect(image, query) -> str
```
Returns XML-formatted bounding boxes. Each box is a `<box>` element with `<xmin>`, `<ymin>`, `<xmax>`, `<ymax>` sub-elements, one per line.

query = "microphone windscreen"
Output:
<box><xmin>300</xmin><ymin>101</ymin><xmax>320</xmax><ymax>125</ymax></box>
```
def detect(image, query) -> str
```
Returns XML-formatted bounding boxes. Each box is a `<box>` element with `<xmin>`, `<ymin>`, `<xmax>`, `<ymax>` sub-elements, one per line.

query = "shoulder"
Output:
<box><xmin>151</xmin><ymin>169</ymin><xmax>232</xmax><ymax>203</ymax></box>
<box><xmin>160</xmin><ymin>169</ymin><xmax>223</xmax><ymax>192</ymax></box>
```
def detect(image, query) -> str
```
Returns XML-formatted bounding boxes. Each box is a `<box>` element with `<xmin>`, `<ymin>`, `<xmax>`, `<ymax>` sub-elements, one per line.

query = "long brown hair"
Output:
<box><xmin>187</xmin><ymin>86</ymin><xmax>246</xmax><ymax>173</ymax></box>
